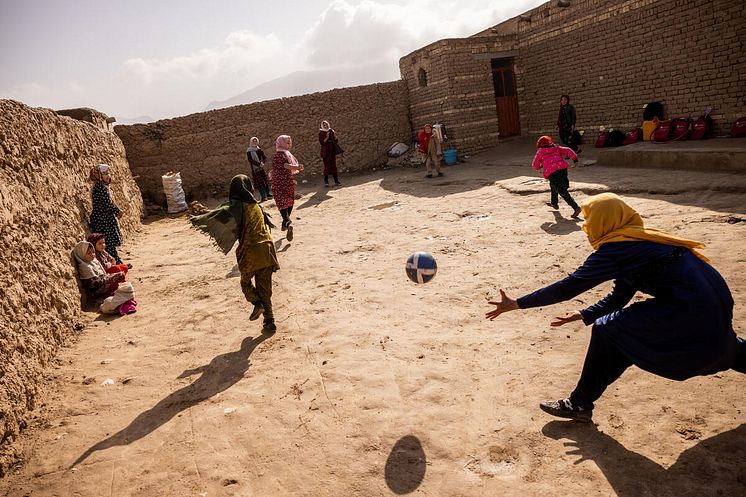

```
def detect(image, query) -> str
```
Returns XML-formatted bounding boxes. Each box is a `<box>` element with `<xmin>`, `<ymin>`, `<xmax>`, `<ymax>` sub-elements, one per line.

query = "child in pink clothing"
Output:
<box><xmin>532</xmin><ymin>135</ymin><xmax>581</xmax><ymax>218</ymax></box>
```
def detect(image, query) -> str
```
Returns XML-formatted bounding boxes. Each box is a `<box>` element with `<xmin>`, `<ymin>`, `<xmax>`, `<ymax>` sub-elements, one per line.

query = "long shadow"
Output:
<box><xmin>296</xmin><ymin>187</ymin><xmax>334</xmax><ymax>210</ymax></box>
<box><xmin>542</xmin><ymin>421</ymin><xmax>746</xmax><ymax>496</ymax></box>
<box><xmin>72</xmin><ymin>333</ymin><xmax>272</xmax><ymax>466</ymax></box>
<box><xmin>384</xmin><ymin>435</ymin><xmax>426</xmax><ymax>494</ymax></box>
<box><xmin>540</xmin><ymin>210</ymin><xmax>583</xmax><ymax>236</ymax></box>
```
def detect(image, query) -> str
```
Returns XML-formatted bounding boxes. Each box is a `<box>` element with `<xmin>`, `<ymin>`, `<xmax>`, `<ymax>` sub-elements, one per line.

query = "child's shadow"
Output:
<box><xmin>540</xmin><ymin>210</ymin><xmax>582</xmax><ymax>236</ymax></box>
<box><xmin>72</xmin><ymin>333</ymin><xmax>272</xmax><ymax>467</ymax></box>
<box><xmin>542</xmin><ymin>420</ymin><xmax>746</xmax><ymax>496</ymax></box>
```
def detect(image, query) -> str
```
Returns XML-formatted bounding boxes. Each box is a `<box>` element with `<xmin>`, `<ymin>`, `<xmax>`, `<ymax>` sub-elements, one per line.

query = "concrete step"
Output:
<box><xmin>597</xmin><ymin>138</ymin><xmax>746</xmax><ymax>172</ymax></box>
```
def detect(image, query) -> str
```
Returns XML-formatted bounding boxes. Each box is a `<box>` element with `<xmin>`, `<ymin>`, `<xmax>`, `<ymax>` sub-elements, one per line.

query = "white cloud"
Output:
<box><xmin>119</xmin><ymin>30</ymin><xmax>284</xmax><ymax>83</ymax></box>
<box><xmin>303</xmin><ymin>0</ymin><xmax>540</xmax><ymax>69</ymax></box>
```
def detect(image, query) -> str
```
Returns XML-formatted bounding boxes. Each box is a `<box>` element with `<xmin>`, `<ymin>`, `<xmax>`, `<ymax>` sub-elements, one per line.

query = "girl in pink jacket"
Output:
<box><xmin>532</xmin><ymin>135</ymin><xmax>581</xmax><ymax>218</ymax></box>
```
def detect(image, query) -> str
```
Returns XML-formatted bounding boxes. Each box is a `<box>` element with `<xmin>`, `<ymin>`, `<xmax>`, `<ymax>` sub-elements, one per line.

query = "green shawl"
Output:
<box><xmin>190</xmin><ymin>175</ymin><xmax>260</xmax><ymax>254</ymax></box>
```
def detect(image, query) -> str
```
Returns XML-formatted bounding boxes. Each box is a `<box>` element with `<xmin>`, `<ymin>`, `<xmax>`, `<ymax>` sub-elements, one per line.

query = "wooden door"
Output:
<box><xmin>491</xmin><ymin>59</ymin><xmax>520</xmax><ymax>137</ymax></box>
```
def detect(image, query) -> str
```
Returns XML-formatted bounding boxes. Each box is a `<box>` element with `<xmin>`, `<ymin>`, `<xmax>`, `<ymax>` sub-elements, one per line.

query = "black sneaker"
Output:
<box><xmin>249</xmin><ymin>303</ymin><xmax>264</xmax><ymax>321</ymax></box>
<box><xmin>539</xmin><ymin>398</ymin><xmax>593</xmax><ymax>422</ymax></box>
<box><xmin>571</xmin><ymin>207</ymin><xmax>582</xmax><ymax>219</ymax></box>
<box><xmin>546</xmin><ymin>202</ymin><xmax>559</xmax><ymax>210</ymax></box>
<box><xmin>262</xmin><ymin>319</ymin><xmax>277</xmax><ymax>333</ymax></box>
<box><xmin>286</xmin><ymin>224</ymin><xmax>294</xmax><ymax>242</ymax></box>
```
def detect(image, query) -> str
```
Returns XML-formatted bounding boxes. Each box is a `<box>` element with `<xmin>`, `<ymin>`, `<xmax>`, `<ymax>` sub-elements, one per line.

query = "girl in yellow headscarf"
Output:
<box><xmin>486</xmin><ymin>193</ymin><xmax>744</xmax><ymax>422</ymax></box>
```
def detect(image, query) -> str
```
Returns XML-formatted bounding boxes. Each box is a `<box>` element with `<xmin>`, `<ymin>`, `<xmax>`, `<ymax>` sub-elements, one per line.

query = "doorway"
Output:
<box><xmin>491</xmin><ymin>58</ymin><xmax>520</xmax><ymax>137</ymax></box>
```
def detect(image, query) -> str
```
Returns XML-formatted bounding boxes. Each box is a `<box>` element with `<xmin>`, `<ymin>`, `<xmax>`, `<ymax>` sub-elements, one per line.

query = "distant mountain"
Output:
<box><xmin>206</xmin><ymin>62</ymin><xmax>400</xmax><ymax>111</ymax></box>
<box><xmin>114</xmin><ymin>115</ymin><xmax>157</xmax><ymax>125</ymax></box>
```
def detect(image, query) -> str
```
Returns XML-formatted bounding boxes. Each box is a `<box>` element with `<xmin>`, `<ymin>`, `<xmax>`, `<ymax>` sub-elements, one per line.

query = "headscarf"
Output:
<box><xmin>87</xmin><ymin>232</ymin><xmax>106</xmax><ymax>248</ymax></box>
<box><xmin>536</xmin><ymin>135</ymin><xmax>554</xmax><ymax>148</ymax></box>
<box><xmin>320</xmin><ymin>121</ymin><xmax>330</xmax><ymax>131</ymax></box>
<box><xmin>72</xmin><ymin>241</ymin><xmax>106</xmax><ymax>279</ymax></box>
<box><xmin>581</xmin><ymin>193</ymin><xmax>709</xmax><ymax>262</ymax></box>
<box><xmin>419</xmin><ymin>124</ymin><xmax>432</xmax><ymax>151</ymax></box>
<box><xmin>88</xmin><ymin>163</ymin><xmax>110</xmax><ymax>183</ymax></box>
<box><xmin>190</xmin><ymin>175</ymin><xmax>273</xmax><ymax>255</ymax></box>
<box><xmin>247</xmin><ymin>137</ymin><xmax>260</xmax><ymax>164</ymax></box>
<box><xmin>275</xmin><ymin>134</ymin><xmax>299</xmax><ymax>170</ymax></box>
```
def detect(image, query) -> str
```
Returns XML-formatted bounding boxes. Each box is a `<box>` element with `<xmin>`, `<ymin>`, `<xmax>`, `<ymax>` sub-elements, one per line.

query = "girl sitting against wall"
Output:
<box><xmin>72</xmin><ymin>241</ymin><xmax>125</xmax><ymax>298</ymax></box>
<box><xmin>87</xmin><ymin>233</ymin><xmax>131</xmax><ymax>275</ymax></box>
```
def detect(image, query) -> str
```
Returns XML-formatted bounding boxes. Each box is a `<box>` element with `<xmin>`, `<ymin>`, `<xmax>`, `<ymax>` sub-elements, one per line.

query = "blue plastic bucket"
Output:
<box><xmin>443</xmin><ymin>148</ymin><xmax>458</xmax><ymax>165</ymax></box>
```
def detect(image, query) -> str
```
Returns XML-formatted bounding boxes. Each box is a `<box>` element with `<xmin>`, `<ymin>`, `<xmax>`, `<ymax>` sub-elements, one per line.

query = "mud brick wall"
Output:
<box><xmin>512</xmin><ymin>0</ymin><xmax>746</xmax><ymax>137</ymax></box>
<box><xmin>0</xmin><ymin>99</ymin><xmax>143</xmax><ymax>474</ymax></box>
<box><xmin>400</xmin><ymin>0</ymin><xmax>746</xmax><ymax>150</ymax></box>
<box><xmin>400</xmin><ymin>36</ymin><xmax>518</xmax><ymax>156</ymax></box>
<box><xmin>115</xmin><ymin>81</ymin><xmax>411</xmax><ymax>203</ymax></box>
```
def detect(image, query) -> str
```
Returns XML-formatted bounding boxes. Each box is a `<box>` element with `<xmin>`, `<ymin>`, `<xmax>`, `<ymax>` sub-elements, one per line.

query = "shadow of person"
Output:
<box><xmin>542</xmin><ymin>421</ymin><xmax>746</xmax><ymax>496</ymax></box>
<box><xmin>72</xmin><ymin>333</ymin><xmax>272</xmax><ymax>467</ymax></box>
<box><xmin>296</xmin><ymin>187</ymin><xmax>332</xmax><ymax>210</ymax></box>
<box><xmin>540</xmin><ymin>210</ymin><xmax>583</xmax><ymax>236</ymax></box>
<box><xmin>384</xmin><ymin>435</ymin><xmax>426</xmax><ymax>494</ymax></box>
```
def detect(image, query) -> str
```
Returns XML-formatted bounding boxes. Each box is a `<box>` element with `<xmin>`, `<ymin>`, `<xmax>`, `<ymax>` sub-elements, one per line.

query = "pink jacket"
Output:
<box><xmin>532</xmin><ymin>146</ymin><xmax>578</xmax><ymax>179</ymax></box>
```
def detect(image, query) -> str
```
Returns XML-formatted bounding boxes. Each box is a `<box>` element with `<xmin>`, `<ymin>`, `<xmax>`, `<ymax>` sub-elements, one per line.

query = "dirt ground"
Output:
<box><xmin>3</xmin><ymin>140</ymin><xmax>746</xmax><ymax>497</ymax></box>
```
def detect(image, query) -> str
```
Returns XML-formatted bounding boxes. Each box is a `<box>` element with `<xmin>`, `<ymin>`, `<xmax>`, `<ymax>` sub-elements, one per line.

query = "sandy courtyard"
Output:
<box><xmin>3</xmin><ymin>142</ymin><xmax>746</xmax><ymax>496</ymax></box>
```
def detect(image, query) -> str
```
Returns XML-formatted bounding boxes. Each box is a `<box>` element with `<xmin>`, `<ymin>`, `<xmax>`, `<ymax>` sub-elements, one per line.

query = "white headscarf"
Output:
<box><xmin>320</xmin><ymin>121</ymin><xmax>331</xmax><ymax>131</ymax></box>
<box><xmin>72</xmin><ymin>241</ymin><xmax>106</xmax><ymax>280</ymax></box>
<box><xmin>246</xmin><ymin>137</ymin><xmax>260</xmax><ymax>164</ymax></box>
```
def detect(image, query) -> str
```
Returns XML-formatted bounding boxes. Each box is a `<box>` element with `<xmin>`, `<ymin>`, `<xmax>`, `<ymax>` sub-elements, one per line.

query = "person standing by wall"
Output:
<box><xmin>246</xmin><ymin>137</ymin><xmax>272</xmax><ymax>202</ymax></box>
<box><xmin>417</xmin><ymin>124</ymin><xmax>443</xmax><ymax>178</ymax></box>
<box><xmin>319</xmin><ymin>120</ymin><xmax>341</xmax><ymax>187</ymax></box>
<box><xmin>89</xmin><ymin>163</ymin><xmax>125</xmax><ymax>264</ymax></box>
<box><xmin>557</xmin><ymin>95</ymin><xmax>580</xmax><ymax>153</ymax></box>
<box><xmin>271</xmin><ymin>135</ymin><xmax>304</xmax><ymax>241</ymax></box>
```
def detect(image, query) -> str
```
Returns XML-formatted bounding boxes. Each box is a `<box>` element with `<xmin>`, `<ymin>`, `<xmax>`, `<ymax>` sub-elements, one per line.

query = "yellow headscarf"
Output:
<box><xmin>581</xmin><ymin>193</ymin><xmax>709</xmax><ymax>262</ymax></box>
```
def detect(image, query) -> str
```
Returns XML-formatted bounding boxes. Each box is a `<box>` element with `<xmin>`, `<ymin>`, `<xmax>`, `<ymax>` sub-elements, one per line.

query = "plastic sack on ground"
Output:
<box><xmin>387</xmin><ymin>142</ymin><xmax>410</xmax><ymax>158</ymax></box>
<box><xmin>161</xmin><ymin>171</ymin><xmax>188</xmax><ymax>213</ymax></box>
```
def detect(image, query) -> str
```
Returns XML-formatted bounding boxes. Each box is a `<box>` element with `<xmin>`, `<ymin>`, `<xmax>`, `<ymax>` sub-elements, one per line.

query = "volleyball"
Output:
<box><xmin>406</xmin><ymin>252</ymin><xmax>437</xmax><ymax>284</ymax></box>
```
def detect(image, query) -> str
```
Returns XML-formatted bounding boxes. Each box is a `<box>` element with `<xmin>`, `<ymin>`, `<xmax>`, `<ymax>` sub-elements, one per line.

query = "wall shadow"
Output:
<box><xmin>72</xmin><ymin>333</ymin><xmax>271</xmax><ymax>467</ymax></box>
<box><xmin>384</xmin><ymin>435</ymin><xmax>426</xmax><ymax>494</ymax></box>
<box><xmin>542</xmin><ymin>421</ymin><xmax>746</xmax><ymax>496</ymax></box>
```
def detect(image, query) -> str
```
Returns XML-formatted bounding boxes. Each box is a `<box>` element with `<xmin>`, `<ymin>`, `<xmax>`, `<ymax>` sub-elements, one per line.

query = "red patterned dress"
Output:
<box><xmin>271</xmin><ymin>151</ymin><xmax>296</xmax><ymax>210</ymax></box>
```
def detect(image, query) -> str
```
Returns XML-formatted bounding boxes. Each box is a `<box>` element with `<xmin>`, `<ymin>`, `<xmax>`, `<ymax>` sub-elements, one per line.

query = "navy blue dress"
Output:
<box><xmin>517</xmin><ymin>241</ymin><xmax>740</xmax><ymax>381</ymax></box>
<box><xmin>90</xmin><ymin>182</ymin><xmax>123</xmax><ymax>249</ymax></box>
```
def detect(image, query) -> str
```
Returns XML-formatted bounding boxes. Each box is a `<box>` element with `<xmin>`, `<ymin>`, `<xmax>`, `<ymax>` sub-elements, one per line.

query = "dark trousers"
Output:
<box><xmin>240</xmin><ymin>266</ymin><xmax>274</xmax><ymax>321</ymax></box>
<box><xmin>107</xmin><ymin>245</ymin><xmax>123</xmax><ymax>265</ymax></box>
<box><xmin>280</xmin><ymin>206</ymin><xmax>293</xmax><ymax>227</ymax></box>
<box><xmin>570</xmin><ymin>326</ymin><xmax>632</xmax><ymax>410</ymax></box>
<box><xmin>257</xmin><ymin>186</ymin><xmax>270</xmax><ymax>200</ymax></box>
<box><xmin>324</xmin><ymin>174</ymin><xmax>339</xmax><ymax>185</ymax></box>
<box><xmin>560</xmin><ymin>125</ymin><xmax>579</xmax><ymax>152</ymax></box>
<box><xmin>548</xmin><ymin>169</ymin><xmax>579</xmax><ymax>210</ymax></box>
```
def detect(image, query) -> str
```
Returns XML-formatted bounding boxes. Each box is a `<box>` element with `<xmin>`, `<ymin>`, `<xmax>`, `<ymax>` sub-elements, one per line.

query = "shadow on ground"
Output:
<box><xmin>72</xmin><ymin>333</ymin><xmax>272</xmax><ymax>467</ymax></box>
<box><xmin>542</xmin><ymin>421</ymin><xmax>746</xmax><ymax>497</ymax></box>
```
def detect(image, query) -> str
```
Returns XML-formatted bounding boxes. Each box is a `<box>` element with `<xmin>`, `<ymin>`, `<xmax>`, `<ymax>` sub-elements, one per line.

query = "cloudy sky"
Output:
<box><xmin>1</xmin><ymin>0</ymin><xmax>544</xmax><ymax>121</ymax></box>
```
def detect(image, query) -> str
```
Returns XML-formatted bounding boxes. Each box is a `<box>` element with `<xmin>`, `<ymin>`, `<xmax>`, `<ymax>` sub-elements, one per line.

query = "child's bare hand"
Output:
<box><xmin>485</xmin><ymin>289</ymin><xmax>519</xmax><ymax>320</ymax></box>
<box><xmin>550</xmin><ymin>311</ymin><xmax>583</xmax><ymax>327</ymax></box>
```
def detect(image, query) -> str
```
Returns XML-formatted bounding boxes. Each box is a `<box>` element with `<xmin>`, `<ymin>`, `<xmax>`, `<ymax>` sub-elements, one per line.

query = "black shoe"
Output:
<box><xmin>286</xmin><ymin>225</ymin><xmax>294</xmax><ymax>242</ymax></box>
<box><xmin>249</xmin><ymin>303</ymin><xmax>264</xmax><ymax>321</ymax></box>
<box><xmin>546</xmin><ymin>202</ymin><xmax>559</xmax><ymax>210</ymax></box>
<box><xmin>334</xmin><ymin>182</ymin><xmax>341</xmax><ymax>186</ymax></box>
<box><xmin>281</xmin><ymin>221</ymin><xmax>288</xmax><ymax>232</ymax></box>
<box><xmin>571</xmin><ymin>207</ymin><xmax>582</xmax><ymax>219</ymax></box>
<box><xmin>126</xmin><ymin>263</ymin><xmax>133</xmax><ymax>269</ymax></box>
<box><xmin>437</xmin><ymin>172</ymin><xmax>444</xmax><ymax>177</ymax></box>
<box><xmin>539</xmin><ymin>398</ymin><xmax>593</xmax><ymax>422</ymax></box>
<box><xmin>262</xmin><ymin>319</ymin><xmax>277</xmax><ymax>333</ymax></box>
<box><xmin>425</xmin><ymin>174</ymin><xmax>433</xmax><ymax>178</ymax></box>
<box><xmin>324</xmin><ymin>183</ymin><xmax>330</xmax><ymax>188</ymax></box>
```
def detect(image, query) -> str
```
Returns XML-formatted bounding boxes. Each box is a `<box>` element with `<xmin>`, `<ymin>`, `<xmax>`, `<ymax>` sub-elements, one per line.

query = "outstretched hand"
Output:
<box><xmin>485</xmin><ymin>289</ymin><xmax>519</xmax><ymax>321</ymax></box>
<box><xmin>550</xmin><ymin>311</ymin><xmax>583</xmax><ymax>327</ymax></box>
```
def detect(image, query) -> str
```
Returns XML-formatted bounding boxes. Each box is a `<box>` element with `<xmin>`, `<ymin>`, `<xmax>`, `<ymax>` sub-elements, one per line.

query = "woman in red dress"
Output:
<box><xmin>319</xmin><ymin>120</ymin><xmax>341</xmax><ymax>187</ymax></box>
<box><xmin>271</xmin><ymin>134</ymin><xmax>304</xmax><ymax>241</ymax></box>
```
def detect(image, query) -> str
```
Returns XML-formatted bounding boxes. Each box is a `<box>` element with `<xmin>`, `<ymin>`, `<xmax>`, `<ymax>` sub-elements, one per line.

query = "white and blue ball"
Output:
<box><xmin>406</xmin><ymin>252</ymin><xmax>437</xmax><ymax>284</ymax></box>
